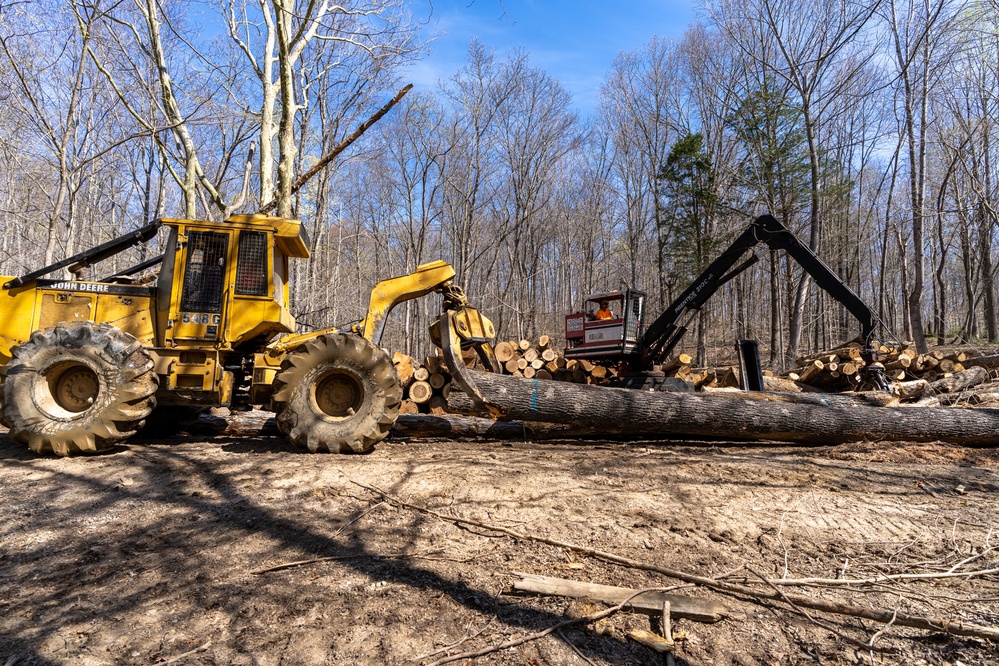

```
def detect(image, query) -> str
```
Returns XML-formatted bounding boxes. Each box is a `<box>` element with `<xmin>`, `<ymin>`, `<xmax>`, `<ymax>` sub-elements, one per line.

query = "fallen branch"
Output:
<box><xmin>508</xmin><ymin>572</ymin><xmax>729</xmax><ymax>622</ymax></box>
<box><xmin>152</xmin><ymin>642</ymin><xmax>212</xmax><ymax>665</ymax></box>
<box><xmin>347</xmin><ymin>477</ymin><xmax>999</xmax><ymax>642</ymax></box>
<box><xmin>747</xmin><ymin>567</ymin><xmax>895</xmax><ymax>654</ymax></box>
<box><xmin>251</xmin><ymin>548</ymin><xmax>444</xmax><ymax>575</ymax></box>
<box><xmin>415</xmin><ymin>615</ymin><xmax>496</xmax><ymax>663</ymax></box>
<box><xmin>424</xmin><ymin>587</ymin><xmax>666</xmax><ymax>666</ymax></box>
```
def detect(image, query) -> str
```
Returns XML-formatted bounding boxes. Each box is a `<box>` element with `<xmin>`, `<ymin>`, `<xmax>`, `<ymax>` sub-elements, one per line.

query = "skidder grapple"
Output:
<box><xmin>0</xmin><ymin>214</ymin><xmax>496</xmax><ymax>456</ymax></box>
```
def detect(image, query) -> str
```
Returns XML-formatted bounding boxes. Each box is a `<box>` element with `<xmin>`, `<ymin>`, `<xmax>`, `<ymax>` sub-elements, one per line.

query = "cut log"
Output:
<box><xmin>391</xmin><ymin>413</ymin><xmax>608</xmax><ymax>439</ymax></box>
<box><xmin>408</xmin><ymin>380</ymin><xmax>433</xmax><ymax>404</ymax></box>
<box><xmin>398</xmin><ymin>400</ymin><xmax>419</xmax><ymax>415</ymax></box>
<box><xmin>518</xmin><ymin>339</ymin><xmax>531</xmax><ymax>351</ymax></box>
<box><xmin>719</xmin><ymin>367</ymin><xmax>740</xmax><ymax>388</ymax></box>
<box><xmin>424</xmin><ymin>356</ymin><xmax>442</xmax><ymax>373</ymax></box>
<box><xmin>428</xmin><ymin>372</ymin><xmax>447</xmax><ymax>390</ymax></box>
<box><xmin>538</xmin><ymin>334</ymin><xmax>551</xmax><ymax>349</ymax></box>
<box><xmin>895</xmin><ymin>379</ymin><xmax>931</xmax><ymax>400</ymax></box>
<box><xmin>523</xmin><ymin>348</ymin><xmax>540</xmax><ymax>363</ymax></box>
<box><xmin>662</xmin><ymin>353</ymin><xmax>693</xmax><ymax>373</ymax></box>
<box><xmin>428</xmin><ymin>395</ymin><xmax>448</xmax><ymax>416</ymax></box>
<box><xmin>392</xmin><ymin>352</ymin><xmax>415</xmax><ymax>386</ymax></box>
<box><xmin>886</xmin><ymin>356</ymin><xmax>911</xmax><ymax>370</ymax></box>
<box><xmin>517</xmin><ymin>358</ymin><xmax>529</xmax><ymax>371</ymax></box>
<box><xmin>505</xmin><ymin>359</ymin><xmax>520</xmax><ymax>374</ymax></box>
<box><xmin>507</xmin><ymin>572</ymin><xmax>732</xmax><ymax>622</ymax></box>
<box><xmin>530</xmin><ymin>358</ymin><xmax>544</xmax><ymax>370</ymax></box>
<box><xmin>413</xmin><ymin>367</ymin><xmax>430</xmax><ymax>382</ymax></box>
<box><xmin>929</xmin><ymin>366</ymin><xmax>989</xmax><ymax>394</ymax></box>
<box><xmin>762</xmin><ymin>377</ymin><xmax>820</xmax><ymax>393</ymax></box>
<box><xmin>965</xmin><ymin>354</ymin><xmax>999</xmax><ymax>369</ymax></box>
<box><xmin>797</xmin><ymin>360</ymin><xmax>824</xmax><ymax>383</ymax></box>
<box><xmin>535</xmin><ymin>370</ymin><xmax>552</xmax><ymax>380</ymax></box>
<box><xmin>495</xmin><ymin>341</ymin><xmax>516</xmax><ymax>363</ymax></box>
<box><xmin>541</xmin><ymin>348</ymin><xmax>557</xmax><ymax>362</ymax></box>
<box><xmin>448</xmin><ymin>370</ymin><xmax>999</xmax><ymax>445</ymax></box>
<box><xmin>699</xmin><ymin>387</ymin><xmax>900</xmax><ymax>408</ymax></box>
<box><xmin>523</xmin><ymin>367</ymin><xmax>537</xmax><ymax>379</ymax></box>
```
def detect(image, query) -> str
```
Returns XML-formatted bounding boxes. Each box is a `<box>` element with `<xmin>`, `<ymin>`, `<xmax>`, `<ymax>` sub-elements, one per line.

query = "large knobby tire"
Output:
<box><xmin>272</xmin><ymin>333</ymin><xmax>402</xmax><ymax>453</ymax></box>
<box><xmin>2</xmin><ymin>322</ymin><xmax>157</xmax><ymax>456</ymax></box>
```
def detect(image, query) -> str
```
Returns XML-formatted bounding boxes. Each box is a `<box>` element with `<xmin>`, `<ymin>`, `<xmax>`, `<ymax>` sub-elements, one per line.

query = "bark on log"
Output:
<box><xmin>762</xmin><ymin>377</ymin><xmax>824</xmax><ymax>393</ymax></box>
<box><xmin>452</xmin><ymin>370</ymin><xmax>999</xmax><ymax>445</ymax></box>
<box><xmin>965</xmin><ymin>354</ymin><xmax>999</xmax><ymax>368</ymax></box>
<box><xmin>389</xmin><ymin>414</ymin><xmax>607</xmax><ymax>440</ymax></box>
<box><xmin>699</xmin><ymin>387</ymin><xmax>899</xmax><ymax>408</ymax></box>
<box><xmin>507</xmin><ymin>572</ymin><xmax>733</xmax><ymax>622</ymax></box>
<box><xmin>929</xmin><ymin>367</ymin><xmax>989</xmax><ymax>394</ymax></box>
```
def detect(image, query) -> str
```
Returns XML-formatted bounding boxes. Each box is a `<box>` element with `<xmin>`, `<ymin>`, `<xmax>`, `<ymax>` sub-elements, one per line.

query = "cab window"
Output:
<box><xmin>180</xmin><ymin>231</ymin><xmax>228</xmax><ymax>313</ymax></box>
<box><xmin>235</xmin><ymin>231</ymin><xmax>269</xmax><ymax>296</ymax></box>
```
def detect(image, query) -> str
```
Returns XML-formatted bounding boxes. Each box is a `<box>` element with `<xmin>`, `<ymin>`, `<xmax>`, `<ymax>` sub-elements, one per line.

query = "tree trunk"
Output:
<box><xmin>450</xmin><ymin>371</ymin><xmax>999</xmax><ymax>446</ymax></box>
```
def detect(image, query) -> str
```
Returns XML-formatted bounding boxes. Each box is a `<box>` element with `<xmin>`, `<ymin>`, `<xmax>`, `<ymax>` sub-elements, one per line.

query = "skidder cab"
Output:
<box><xmin>0</xmin><ymin>214</ymin><xmax>497</xmax><ymax>457</ymax></box>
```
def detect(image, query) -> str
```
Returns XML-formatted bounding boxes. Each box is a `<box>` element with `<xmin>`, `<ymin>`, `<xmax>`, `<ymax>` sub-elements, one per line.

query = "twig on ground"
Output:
<box><xmin>726</xmin><ymin>565</ymin><xmax>999</xmax><ymax>587</ymax></box>
<box><xmin>746</xmin><ymin>567</ymin><xmax>895</xmax><ymax>654</ymax></box>
<box><xmin>424</xmin><ymin>588</ymin><xmax>665</xmax><ymax>666</ymax></box>
<box><xmin>414</xmin><ymin>615</ymin><xmax>496</xmax><ymax>662</ymax></box>
<box><xmin>345</xmin><ymin>476</ymin><xmax>999</xmax><ymax>642</ymax></box>
<box><xmin>251</xmin><ymin>549</ymin><xmax>444</xmax><ymax>575</ymax></box>
<box><xmin>868</xmin><ymin>596</ymin><xmax>901</xmax><ymax>650</ymax></box>
<box><xmin>152</xmin><ymin>642</ymin><xmax>212</xmax><ymax>665</ymax></box>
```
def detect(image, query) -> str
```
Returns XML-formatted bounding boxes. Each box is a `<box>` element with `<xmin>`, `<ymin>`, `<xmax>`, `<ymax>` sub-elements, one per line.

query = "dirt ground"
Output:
<box><xmin>2</xmin><ymin>426</ymin><xmax>998</xmax><ymax>666</ymax></box>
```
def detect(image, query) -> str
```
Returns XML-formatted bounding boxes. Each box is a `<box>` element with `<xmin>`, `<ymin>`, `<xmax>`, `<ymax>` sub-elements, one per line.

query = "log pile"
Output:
<box><xmin>395</xmin><ymin>331</ymin><xmax>999</xmax><ymax>417</ymax></box>
<box><xmin>393</xmin><ymin>351</ymin><xmax>454</xmax><ymax>416</ymax></box>
<box><xmin>789</xmin><ymin>342</ymin><xmax>988</xmax><ymax>390</ymax></box>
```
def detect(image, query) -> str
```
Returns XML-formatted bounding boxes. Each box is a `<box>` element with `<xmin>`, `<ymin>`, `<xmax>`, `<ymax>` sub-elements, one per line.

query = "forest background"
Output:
<box><xmin>1</xmin><ymin>0</ymin><xmax>996</xmax><ymax>371</ymax></box>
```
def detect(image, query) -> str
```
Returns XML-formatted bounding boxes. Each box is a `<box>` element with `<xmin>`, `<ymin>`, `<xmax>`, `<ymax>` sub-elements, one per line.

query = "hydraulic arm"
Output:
<box><xmin>637</xmin><ymin>214</ymin><xmax>887</xmax><ymax>388</ymax></box>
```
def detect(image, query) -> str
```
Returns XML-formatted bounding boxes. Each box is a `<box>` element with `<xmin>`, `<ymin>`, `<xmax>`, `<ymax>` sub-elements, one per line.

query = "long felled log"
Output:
<box><xmin>391</xmin><ymin>414</ymin><xmax>605</xmax><ymax>440</ymax></box>
<box><xmin>452</xmin><ymin>371</ymin><xmax>999</xmax><ymax>445</ymax></box>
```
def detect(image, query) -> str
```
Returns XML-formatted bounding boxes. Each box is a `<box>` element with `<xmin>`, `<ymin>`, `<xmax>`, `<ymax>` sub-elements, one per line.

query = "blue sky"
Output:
<box><xmin>404</xmin><ymin>0</ymin><xmax>697</xmax><ymax>114</ymax></box>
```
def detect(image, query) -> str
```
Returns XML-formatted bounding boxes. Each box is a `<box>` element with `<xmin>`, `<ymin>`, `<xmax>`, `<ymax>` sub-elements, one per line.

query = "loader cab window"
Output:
<box><xmin>586</xmin><ymin>295</ymin><xmax>622</xmax><ymax>320</ymax></box>
<box><xmin>181</xmin><ymin>231</ymin><xmax>228</xmax><ymax>313</ymax></box>
<box><xmin>235</xmin><ymin>231</ymin><xmax>269</xmax><ymax>296</ymax></box>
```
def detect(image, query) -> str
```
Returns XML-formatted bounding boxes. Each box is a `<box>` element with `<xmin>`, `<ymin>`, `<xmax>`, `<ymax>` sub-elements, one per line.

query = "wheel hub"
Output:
<box><xmin>314</xmin><ymin>372</ymin><xmax>363</xmax><ymax>418</ymax></box>
<box><xmin>52</xmin><ymin>365</ymin><xmax>99</xmax><ymax>413</ymax></box>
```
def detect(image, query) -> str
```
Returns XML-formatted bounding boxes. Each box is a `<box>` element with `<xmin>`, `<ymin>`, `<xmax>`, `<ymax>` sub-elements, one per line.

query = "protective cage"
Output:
<box><xmin>181</xmin><ymin>231</ymin><xmax>228</xmax><ymax>312</ymax></box>
<box><xmin>235</xmin><ymin>230</ymin><xmax>268</xmax><ymax>296</ymax></box>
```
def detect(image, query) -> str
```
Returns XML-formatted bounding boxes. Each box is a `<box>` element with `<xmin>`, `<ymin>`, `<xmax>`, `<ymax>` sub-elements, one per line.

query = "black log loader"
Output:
<box><xmin>560</xmin><ymin>214</ymin><xmax>890</xmax><ymax>392</ymax></box>
<box><xmin>0</xmin><ymin>214</ymin><xmax>496</xmax><ymax>456</ymax></box>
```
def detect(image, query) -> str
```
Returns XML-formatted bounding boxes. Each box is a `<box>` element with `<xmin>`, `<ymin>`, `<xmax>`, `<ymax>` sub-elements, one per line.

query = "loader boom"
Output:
<box><xmin>639</xmin><ymin>214</ymin><xmax>879</xmax><ymax>369</ymax></box>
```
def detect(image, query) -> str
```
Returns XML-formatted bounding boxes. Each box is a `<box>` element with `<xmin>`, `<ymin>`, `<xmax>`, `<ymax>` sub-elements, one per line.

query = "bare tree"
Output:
<box><xmin>708</xmin><ymin>0</ymin><xmax>880</xmax><ymax>360</ymax></box>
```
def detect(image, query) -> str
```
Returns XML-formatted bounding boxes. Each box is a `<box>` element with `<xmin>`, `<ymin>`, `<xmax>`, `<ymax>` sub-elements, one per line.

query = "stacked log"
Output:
<box><xmin>399</xmin><ymin>335</ymin><xmax>996</xmax><ymax>416</ymax></box>
<box><xmin>393</xmin><ymin>351</ymin><xmax>452</xmax><ymax>416</ymax></box>
<box><xmin>495</xmin><ymin>337</ymin><xmax>619</xmax><ymax>385</ymax></box>
<box><xmin>788</xmin><ymin>342</ymin><xmax>986</xmax><ymax>390</ymax></box>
